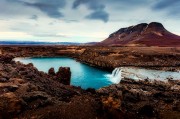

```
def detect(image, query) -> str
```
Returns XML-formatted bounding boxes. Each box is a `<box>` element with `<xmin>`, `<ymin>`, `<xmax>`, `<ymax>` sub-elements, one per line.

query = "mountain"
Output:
<box><xmin>98</xmin><ymin>22</ymin><xmax>180</xmax><ymax>46</ymax></box>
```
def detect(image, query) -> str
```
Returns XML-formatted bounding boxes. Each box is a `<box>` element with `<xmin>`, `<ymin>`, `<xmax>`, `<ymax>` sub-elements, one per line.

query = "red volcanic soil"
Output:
<box><xmin>98</xmin><ymin>22</ymin><xmax>180</xmax><ymax>47</ymax></box>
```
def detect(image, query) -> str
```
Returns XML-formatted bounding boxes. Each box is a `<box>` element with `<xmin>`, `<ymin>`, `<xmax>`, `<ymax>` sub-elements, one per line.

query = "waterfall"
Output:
<box><xmin>107</xmin><ymin>67</ymin><xmax>180</xmax><ymax>83</ymax></box>
<box><xmin>109</xmin><ymin>67</ymin><xmax>122</xmax><ymax>84</ymax></box>
<box><xmin>123</xmin><ymin>67</ymin><xmax>180</xmax><ymax>81</ymax></box>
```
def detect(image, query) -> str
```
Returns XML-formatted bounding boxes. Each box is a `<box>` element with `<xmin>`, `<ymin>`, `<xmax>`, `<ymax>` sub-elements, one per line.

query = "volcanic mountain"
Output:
<box><xmin>98</xmin><ymin>22</ymin><xmax>180</xmax><ymax>46</ymax></box>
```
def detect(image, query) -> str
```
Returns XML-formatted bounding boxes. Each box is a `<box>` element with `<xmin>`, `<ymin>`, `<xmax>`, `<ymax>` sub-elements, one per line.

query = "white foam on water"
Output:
<box><xmin>107</xmin><ymin>67</ymin><xmax>180</xmax><ymax>84</ymax></box>
<box><xmin>105</xmin><ymin>68</ymin><xmax>122</xmax><ymax>84</ymax></box>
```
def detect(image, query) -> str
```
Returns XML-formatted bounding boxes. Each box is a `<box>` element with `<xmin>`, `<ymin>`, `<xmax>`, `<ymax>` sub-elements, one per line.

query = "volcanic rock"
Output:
<box><xmin>97</xmin><ymin>79</ymin><xmax>180</xmax><ymax>119</ymax></box>
<box><xmin>0</xmin><ymin>78</ymin><xmax>8</xmax><ymax>83</ymax></box>
<box><xmin>48</xmin><ymin>67</ymin><xmax>55</xmax><ymax>75</ymax></box>
<box><xmin>0</xmin><ymin>92</ymin><xmax>24</xmax><ymax>115</ymax></box>
<box><xmin>0</xmin><ymin>46</ymin><xmax>180</xmax><ymax>119</ymax></box>
<box><xmin>56</xmin><ymin>67</ymin><xmax>71</xmax><ymax>85</ymax></box>
<box><xmin>0</xmin><ymin>55</ymin><xmax>14</xmax><ymax>63</ymax></box>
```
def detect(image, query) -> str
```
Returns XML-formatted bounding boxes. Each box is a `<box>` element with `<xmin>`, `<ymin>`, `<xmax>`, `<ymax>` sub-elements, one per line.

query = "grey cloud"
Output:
<box><xmin>86</xmin><ymin>10</ymin><xmax>109</xmax><ymax>22</ymax></box>
<box><xmin>153</xmin><ymin>0</ymin><xmax>180</xmax><ymax>9</ymax></box>
<box><xmin>107</xmin><ymin>0</ymin><xmax>148</xmax><ymax>4</ymax></box>
<box><xmin>6</xmin><ymin>0</ymin><xmax>66</xmax><ymax>18</ymax></box>
<box><xmin>73</xmin><ymin>0</ymin><xmax>105</xmax><ymax>10</ymax></box>
<box><xmin>152</xmin><ymin>0</ymin><xmax>180</xmax><ymax>17</ymax></box>
<box><xmin>104</xmin><ymin>0</ymin><xmax>150</xmax><ymax>9</ymax></box>
<box><xmin>72</xmin><ymin>0</ymin><xmax>109</xmax><ymax>22</ymax></box>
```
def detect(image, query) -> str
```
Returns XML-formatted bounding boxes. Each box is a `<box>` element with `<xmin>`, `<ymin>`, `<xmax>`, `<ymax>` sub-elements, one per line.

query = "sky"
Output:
<box><xmin>0</xmin><ymin>0</ymin><xmax>179</xmax><ymax>43</ymax></box>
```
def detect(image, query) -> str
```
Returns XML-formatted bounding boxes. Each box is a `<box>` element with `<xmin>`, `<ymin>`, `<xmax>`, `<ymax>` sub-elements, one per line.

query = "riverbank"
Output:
<box><xmin>1</xmin><ymin>46</ymin><xmax>180</xmax><ymax>71</ymax></box>
<box><xmin>0</xmin><ymin>46</ymin><xmax>180</xmax><ymax>119</ymax></box>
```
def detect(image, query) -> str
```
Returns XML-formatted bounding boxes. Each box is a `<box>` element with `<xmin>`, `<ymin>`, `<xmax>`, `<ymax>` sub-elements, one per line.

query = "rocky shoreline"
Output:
<box><xmin>1</xmin><ymin>46</ymin><xmax>180</xmax><ymax>71</ymax></box>
<box><xmin>0</xmin><ymin>46</ymin><xmax>180</xmax><ymax>119</ymax></box>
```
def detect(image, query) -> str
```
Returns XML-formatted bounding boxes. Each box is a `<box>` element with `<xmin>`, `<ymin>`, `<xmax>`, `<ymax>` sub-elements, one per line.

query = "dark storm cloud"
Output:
<box><xmin>86</xmin><ymin>10</ymin><xmax>109</xmax><ymax>22</ymax></box>
<box><xmin>6</xmin><ymin>0</ymin><xmax>66</xmax><ymax>18</ymax></box>
<box><xmin>72</xmin><ymin>0</ymin><xmax>105</xmax><ymax>10</ymax></box>
<box><xmin>153</xmin><ymin>0</ymin><xmax>180</xmax><ymax>9</ymax></box>
<box><xmin>72</xmin><ymin>0</ymin><xmax>109</xmax><ymax>22</ymax></box>
<box><xmin>152</xmin><ymin>0</ymin><xmax>180</xmax><ymax>17</ymax></box>
<box><xmin>106</xmin><ymin>0</ymin><xmax>147</xmax><ymax>4</ymax></box>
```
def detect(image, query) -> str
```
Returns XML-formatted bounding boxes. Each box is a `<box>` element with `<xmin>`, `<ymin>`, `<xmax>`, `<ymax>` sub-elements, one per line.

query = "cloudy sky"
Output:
<box><xmin>0</xmin><ymin>0</ymin><xmax>179</xmax><ymax>43</ymax></box>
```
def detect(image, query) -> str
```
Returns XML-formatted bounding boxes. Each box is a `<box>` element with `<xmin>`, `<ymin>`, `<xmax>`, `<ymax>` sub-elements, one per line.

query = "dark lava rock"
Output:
<box><xmin>26</xmin><ymin>63</ymin><xmax>34</xmax><ymax>67</ymax></box>
<box><xmin>138</xmin><ymin>105</ymin><xmax>156</xmax><ymax>117</ymax></box>
<box><xmin>173</xmin><ymin>101</ymin><xmax>180</xmax><ymax>111</ymax></box>
<box><xmin>22</xmin><ymin>91</ymin><xmax>52</xmax><ymax>109</ymax></box>
<box><xmin>25</xmin><ymin>72</ymin><xmax>35</xmax><ymax>79</ymax></box>
<box><xmin>86</xmin><ymin>88</ymin><xmax>96</xmax><ymax>94</ymax></box>
<box><xmin>56</xmin><ymin>67</ymin><xmax>71</xmax><ymax>85</ymax></box>
<box><xmin>48</xmin><ymin>67</ymin><xmax>55</xmax><ymax>75</ymax></box>
<box><xmin>0</xmin><ymin>92</ymin><xmax>24</xmax><ymax>116</ymax></box>
<box><xmin>7</xmin><ymin>85</ymin><xmax>19</xmax><ymax>92</ymax></box>
<box><xmin>0</xmin><ymin>78</ymin><xmax>8</xmax><ymax>83</ymax></box>
<box><xmin>0</xmin><ymin>55</ymin><xmax>14</xmax><ymax>63</ymax></box>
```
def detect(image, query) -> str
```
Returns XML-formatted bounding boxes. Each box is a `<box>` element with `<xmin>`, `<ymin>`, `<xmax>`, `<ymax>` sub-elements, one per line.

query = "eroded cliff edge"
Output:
<box><xmin>77</xmin><ymin>47</ymin><xmax>180</xmax><ymax>71</ymax></box>
<box><xmin>1</xmin><ymin>46</ymin><xmax>180</xmax><ymax>71</ymax></box>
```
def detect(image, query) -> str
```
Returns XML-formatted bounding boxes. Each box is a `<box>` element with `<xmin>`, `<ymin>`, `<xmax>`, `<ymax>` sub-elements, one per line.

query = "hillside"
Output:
<box><xmin>98</xmin><ymin>22</ymin><xmax>180</xmax><ymax>46</ymax></box>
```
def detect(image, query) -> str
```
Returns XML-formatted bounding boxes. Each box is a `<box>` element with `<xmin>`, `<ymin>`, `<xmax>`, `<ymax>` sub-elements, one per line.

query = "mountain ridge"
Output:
<box><xmin>98</xmin><ymin>22</ymin><xmax>180</xmax><ymax>46</ymax></box>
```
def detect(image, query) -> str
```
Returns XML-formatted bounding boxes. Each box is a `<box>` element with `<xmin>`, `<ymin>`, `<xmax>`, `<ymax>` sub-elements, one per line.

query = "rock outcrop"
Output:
<box><xmin>48</xmin><ymin>67</ymin><xmax>71</xmax><ymax>85</ymax></box>
<box><xmin>56</xmin><ymin>67</ymin><xmax>71</xmax><ymax>85</ymax></box>
<box><xmin>97</xmin><ymin>79</ymin><xmax>180</xmax><ymax>119</ymax></box>
<box><xmin>77</xmin><ymin>47</ymin><xmax>180</xmax><ymax>71</ymax></box>
<box><xmin>48</xmin><ymin>67</ymin><xmax>55</xmax><ymax>75</ymax></box>
<box><xmin>0</xmin><ymin>49</ymin><xmax>113</xmax><ymax>119</ymax></box>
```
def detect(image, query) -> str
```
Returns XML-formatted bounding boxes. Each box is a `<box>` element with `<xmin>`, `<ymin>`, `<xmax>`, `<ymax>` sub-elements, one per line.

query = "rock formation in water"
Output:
<box><xmin>48</xmin><ymin>67</ymin><xmax>56</xmax><ymax>75</ymax></box>
<box><xmin>98</xmin><ymin>22</ymin><xmax>180</xmax><ymax>46</ymax></box>
<box><xmin>56</xmin><ymin>67</ymin><xmax>71</xmax><ymax>85</ymax></box>
<box><xmin>48</xmin><ymin>67</ymin><xmax>71</xmax><ymax>85</ymax></box>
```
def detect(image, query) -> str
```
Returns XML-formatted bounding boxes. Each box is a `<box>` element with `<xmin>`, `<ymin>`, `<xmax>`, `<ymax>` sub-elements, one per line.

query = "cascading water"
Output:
<box><xmin>106</xmin><ymin>67</ymin><xmax>122</xmax><ymax>84</ymax></box>
<box><xmin>107</xmin><ymin>67</ymin><xmax>180</xmax><ymax>84</ymax></box>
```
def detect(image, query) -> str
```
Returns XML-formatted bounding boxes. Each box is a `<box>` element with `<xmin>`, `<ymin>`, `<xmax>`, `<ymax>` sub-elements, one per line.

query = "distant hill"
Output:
<box><xmin>98</xmin><ymin>22</ymin><xmax>180</xmax><ymax>47</ymax></box>
<box><xmin>0</xmin><ymin>41</ymin><xmax>97</xmax><ymax>46</ymax></box>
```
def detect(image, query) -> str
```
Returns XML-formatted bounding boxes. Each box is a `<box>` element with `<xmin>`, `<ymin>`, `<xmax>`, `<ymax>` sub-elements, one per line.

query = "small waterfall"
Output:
<box><xmin>107</xmin><ymin>67</ymin><xmax>180</xmax><ymax>83</ymax></box>
<box><xmin>109</xmin><ymin>67</ymin><xmax>122</xmax><ymax>84</ymax></box>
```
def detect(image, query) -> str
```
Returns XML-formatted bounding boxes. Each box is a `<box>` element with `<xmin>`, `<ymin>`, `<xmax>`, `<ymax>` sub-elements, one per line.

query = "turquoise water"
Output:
<box><xmin>15</xmin><ymin>57</ymin><xmax>112</xmax><ymax>89</ymax></box>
